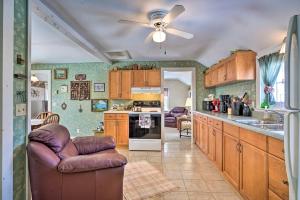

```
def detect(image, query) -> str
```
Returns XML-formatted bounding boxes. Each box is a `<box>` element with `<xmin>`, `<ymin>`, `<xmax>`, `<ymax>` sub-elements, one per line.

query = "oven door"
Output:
<box><xmin>129</xmin><ymin>114</ymin><xmax>161</xmax><ymax>139</ymax></box>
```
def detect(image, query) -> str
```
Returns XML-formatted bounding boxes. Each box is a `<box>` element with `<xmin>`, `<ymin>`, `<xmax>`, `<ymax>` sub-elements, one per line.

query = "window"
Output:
<box><xmin>164</xmin><ymin>88</ymin><xmax>169</xmax><ymax>111</ymax></box>
<box><xmin>272</xmin><ymin>62</ymin><xmax>285</xmax><ymax>108</ymax></box>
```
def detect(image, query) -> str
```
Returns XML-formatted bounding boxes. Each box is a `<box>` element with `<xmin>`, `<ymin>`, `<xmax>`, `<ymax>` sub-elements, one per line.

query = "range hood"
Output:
<box><xmin>131</xmin><ymin>87</ymin><xmax>161</xmax><ymax>94</ymax></box>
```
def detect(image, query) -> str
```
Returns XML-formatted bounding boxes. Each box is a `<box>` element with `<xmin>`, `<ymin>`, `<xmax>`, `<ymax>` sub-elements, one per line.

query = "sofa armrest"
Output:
<box><xmin>73</xmin><ymin>136</ymin><xmax>115</xmax><ymax>155</ymax></box>
<box><xmin>164</xmin><ymin>112</ymin><xmax>173</xmax><ymax>117</ymax></box>
<box><xmin>58</xmin><ymin>152</ymin><xmax>127</xmax><ymax>173</ymax></box>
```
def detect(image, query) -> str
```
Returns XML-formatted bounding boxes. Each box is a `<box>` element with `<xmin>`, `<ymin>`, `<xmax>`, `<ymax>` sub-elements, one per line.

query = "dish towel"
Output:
<box><xmin>139</xmin><ymin>113</ymin><xmax>151</xmax><ymax>128</ymax></box>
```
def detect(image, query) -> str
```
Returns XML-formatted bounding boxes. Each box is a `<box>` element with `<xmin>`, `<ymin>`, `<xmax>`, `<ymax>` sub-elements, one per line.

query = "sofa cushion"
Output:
<box><xmin>57</xmin><ymin>150</ymin><xmax>127</xmax><ymax>173</ymax></box>
<box><xmin>73</xmin><ymin>136</ymin><xmax>115</xmax><ymax>155</ymax></box>
<box><xmin>57</xmin><ymin>140</ymin><xmax>79</xmax><ymax>159</ymax></box>
<box><xmin>171</xmin><ymin>107</ymin><xmax>186</xmax><ymax>113</ymax></box>
<box><xmin>29</xmin><ymin>124</ymin><xmax>70</xmax><ymax>153</ymax></box>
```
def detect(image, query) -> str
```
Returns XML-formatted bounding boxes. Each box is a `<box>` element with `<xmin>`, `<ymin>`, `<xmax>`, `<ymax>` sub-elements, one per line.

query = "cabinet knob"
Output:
<box><xmin>282</xmin><ymin>149</ymin><xmax>285</xmax><ymax>153</ymax></box>
<box><xmin>282</xmin><ymin>180</ymin><xmax>289</xmax><ymax>185</ymax></box>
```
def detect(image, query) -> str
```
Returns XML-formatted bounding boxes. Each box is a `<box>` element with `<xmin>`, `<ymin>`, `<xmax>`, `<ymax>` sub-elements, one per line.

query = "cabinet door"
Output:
<box><xmin>268</xmin><ymin>155</ymin><xmax>289</xmax><ymax>200</ymax></box>
<box><xmin>208</xmin><ymin>126</ymin><xmax>215</xmax><ymax>161</ymax></box>
<box><xmin>120</xmin><ymin>70</ymin><xmax>132</xmax><ymax>99</ymax></box>
<box><xmin>201</xmin><ymin>123</ymin><xmax>209</xmax><ymax>154</ymax></box>
<box><xmin>146</xmin><ymin>70</ymin><xmax>161</xmax><ymax>87</ymax></box>
<box><xmin>211</xmin><ymin>69</ymin><xmax>219</xmax><ymax>86</ymax></box>
<box><xmin>215</xmin><ymin>128</ymin><xmax>223</xmax><ymax>170</ymax></box>
<box><xmin>132</xmin><ymin>70</ymin><xmax>146</xmax><ymax>87</ymax></box>
<box><xmin>196</xmin><ymin>121</ymin><xmax>202</xmax><ymax>147</ymax></box>
<box><xmin>205</xmin><ymin>72</ymin><xmax>212</xmax><ymax>88</ymax></box>
<box><xmin>269</xmin><ymin>190</ymin><xmax>282</xmax><ymax>200</ymax></box>
<box><xmin>193</xmin><ymin>117</ymin><xmax>198</xmax><ymax>144</ymax></box>
<box><xmin>223</xmin><ymin>133</ymin><xmax>240</xmax><ymax>189</ymax></box>
<box><xmin>104</xmin><ymin>120</ymin><xmax>117</xmax><ymax>142</ymax></box>
<box><xmin>226</xmin><ymin>59</ymin><xmax>237</xmax><ymax>82</ymax></box>
<box><xmin>217</xmin><ymin>66</ymin><xmax>227</xmax><ymax>84</ymax></box>
<box><xmin>109</xmin><ymin>71</ymin><xmax>120</xmax><ymax>99</ymax></box>
<box><xmin>116</xmin><ymin>120</ymin><xmax>129</xmax><ymax>145</ymax></box>
<box><xmin>239</xmin><ymin>141</ymin><xmax>267</xmax><ymax>200</ymax></box>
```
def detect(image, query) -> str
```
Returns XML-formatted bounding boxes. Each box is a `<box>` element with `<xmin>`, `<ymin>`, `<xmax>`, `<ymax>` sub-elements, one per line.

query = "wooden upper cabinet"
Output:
<box><xmin>120</xmin><ymin>70</ymin><xmax>132</xmax><ymax>99</ymax></box>
<box><xmin>204</xmin><ymin>71</ymin><xmax>212</xmax><ymax>88</ymax></box>
<box><xmin>204</xmin><ymin>50</ymin><xmax>256</xmax><ymax>88</ymax></box>
<box><xmin>239</xmin><ymin>140</ymin><xmax>268</xmax><ymax>200</ymax></box>
<box><xmin>133</xmin><ymin>69</ymin><xmax>161</xmax><ymax>87</ymax></box>
<box><xmin>146</xmin><ymin>70</ymin><xmax>161</xmax><ymax>87</ymax></box>
<box><xmin>109</xmin><ymin>71</ymin><xmax>121</xmax><ymax>99</ymax></box>
<box><xmin>132</xmin><ymin>70</ymin><xmax>146</xmax><ymax>87</ymax></box>
<box><xmin>109</xmin><ymin>70</ymin><xmax>132</xmax><ymax>99</ymax></box>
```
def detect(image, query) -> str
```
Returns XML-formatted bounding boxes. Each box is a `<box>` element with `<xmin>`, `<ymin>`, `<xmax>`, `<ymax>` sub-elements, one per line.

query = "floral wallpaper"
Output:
<box><xmin>13</xmin><ymin>0</ymin><xmax>28</xmax><ymax>199</ymax></box>
<box><xmin>32</xmin><ymin>60</ymin><xmax>210</xmax><ymax>136</ymax></box>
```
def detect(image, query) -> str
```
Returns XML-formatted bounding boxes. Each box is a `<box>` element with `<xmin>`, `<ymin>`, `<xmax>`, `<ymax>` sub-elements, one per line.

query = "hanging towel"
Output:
<box><xmin>139</xmin><ymin>113</ymin><xmax>151</xmax><ymax>128</ymax></box>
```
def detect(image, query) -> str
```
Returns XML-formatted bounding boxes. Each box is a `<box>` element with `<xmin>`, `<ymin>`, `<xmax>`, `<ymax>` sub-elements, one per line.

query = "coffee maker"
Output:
<box><xmin>219</xmin><ymin>95</ymin><xmax>230</xmax><ymax>113</ymax></box>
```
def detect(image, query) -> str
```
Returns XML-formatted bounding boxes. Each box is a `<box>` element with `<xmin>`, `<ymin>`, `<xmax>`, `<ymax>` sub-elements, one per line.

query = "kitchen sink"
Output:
<box><xmin>233</xmin><ymin>119</ymin><xmax>284</xmax><ymax>131</ymax></box>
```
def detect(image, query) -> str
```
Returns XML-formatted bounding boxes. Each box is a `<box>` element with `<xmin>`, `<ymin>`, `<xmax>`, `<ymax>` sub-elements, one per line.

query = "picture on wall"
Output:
<box><xmin>94</xmin><ymin>83</ymin><xmax>105</xmax><ymax>92</ymax></box>
<box><xmin>91</xmin><ymin>99</ymin><xmax>108</xmax><ymax>112</ymax></box>
<box><xmin>54</xmin><ymin>68</ymin><xmax>68</xmax><ymax>80</ymax></box>
<box><xmin>70</xmin><ymin>81</ymin><xmax>91</xmax><ymax>100</ymax></box>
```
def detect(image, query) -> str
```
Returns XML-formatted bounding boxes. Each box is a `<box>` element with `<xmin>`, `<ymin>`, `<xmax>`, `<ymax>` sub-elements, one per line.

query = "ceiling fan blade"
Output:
<box><xmin>166</xmin><ymin>28</ymin><xmax>194</xmax><ymax>39</ymax></box>
<box><xmin>163</xmin><ymin>5</ymin><xmax>185</xmax><ymax>24</ymax></box>
<box><xmin>144</xmin><ymin>31</ymin><xmax>154</xmax><ymax>43</ymax></box>
<box><xmin>118</xmin><ymin>19</ymin><xmax>152</xmax><ymax>28</ymax></box>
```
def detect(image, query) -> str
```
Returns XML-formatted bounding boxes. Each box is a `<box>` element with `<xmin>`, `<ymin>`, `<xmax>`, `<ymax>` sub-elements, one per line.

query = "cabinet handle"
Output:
<box><xmin>239</xmin><ymin>143</ymin><xmax>243</xmax><ymax>153</ymax></box>
<box><xmin>282</xmin><ymin>149</ymin><xmax>285</xmax><ymax>153</ymax></box>
<box><xmin>224</xmin><ymin>74</ymin><xmax>226</xmax><ymax>80</ymax></box>
<box><xmin>212</xmin><ymin>130</ymin><xmax>216</xmax><ymax>136</ymax></box>
<box><xmin>236</xmin><ymin>143</ymin><xmax>240</xmax><ymax>152</ymax></box>
<box><xmin>282</xmin><ymin>180</ymin><xmax>289</xmax><ymax>185</ymax></box>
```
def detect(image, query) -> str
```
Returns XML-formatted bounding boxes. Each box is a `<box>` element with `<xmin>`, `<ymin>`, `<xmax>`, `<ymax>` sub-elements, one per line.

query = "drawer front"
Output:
<box><xmin>269</xmin><ymin>155</ymin><xmax>289</xmax><ymax>200</ymax></box>
<box><xmin>240</xmin><ymin>128</ymin><xmax>267</xmax><ymax>151</ymax></box>
<box><xmin>208</xmin><ymin>118</ymin><xmax>213</xmax><ymax>126</ymax></box>
<box><xmin>104</xmin><ymin>113</ymin><xmax>128</xmax><ymax>120</ymax></box>
<box><xmin>213</xmin><ymin>119</ymin><xmax>222</xmax><ymax>130</ymax></box>
<box><xmin>268</xmin><ymin>137</ymin><xmax>285</xmax><ymax>160</ymax></box>
<box><xmin>201</xmin><ymin>115</ymin><xmax>208</xmax><ymax>123</ymax></box>
<box><xmin>223</xmin><ymin>122</ymin><xmax>239</xmax><ymax>138</ymax></box>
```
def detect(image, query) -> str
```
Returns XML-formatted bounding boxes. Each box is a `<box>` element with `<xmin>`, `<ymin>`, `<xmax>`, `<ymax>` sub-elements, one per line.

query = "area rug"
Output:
<box><xmin>123</xmin><ymin>160</ymin><xmax>178</xmax><ymax>200</ymax></box>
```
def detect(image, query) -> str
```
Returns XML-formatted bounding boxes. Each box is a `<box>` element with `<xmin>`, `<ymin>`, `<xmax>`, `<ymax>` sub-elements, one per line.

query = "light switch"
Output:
<box><xmin>16</xmin><ymin>104</ymin><xmax>26</xmax><ymax>116</ymax></box>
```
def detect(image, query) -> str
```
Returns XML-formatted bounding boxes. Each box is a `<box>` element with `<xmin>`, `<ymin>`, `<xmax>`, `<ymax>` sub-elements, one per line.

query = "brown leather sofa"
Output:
<box><xmin>164</xmin><ymin>107</ymin><xmax>188</xmax><ymax>128</ymax></box>
<box><xmin>27</xmin><ymin>124</ymin><xmax>127</xmax><ymax>200</ymax></box>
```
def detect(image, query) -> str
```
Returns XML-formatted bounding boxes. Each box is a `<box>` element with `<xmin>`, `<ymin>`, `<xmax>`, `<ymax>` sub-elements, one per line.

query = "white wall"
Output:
<box><xmin>164</xmin><ymin>79</ymin><xmax>190</xmax><ymax>110</ymax></box>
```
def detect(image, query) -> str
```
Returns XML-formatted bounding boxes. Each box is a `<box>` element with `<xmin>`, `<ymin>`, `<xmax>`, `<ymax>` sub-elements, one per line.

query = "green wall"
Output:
<box><xmin>32</xmin><ymin>60</ymin><xmax>210</xmax><ymax>136</ymax></box>
<box><xmin>13</xmin><ymin>0</ymin><xmax>28</xmax><ymax>199</ymax></box>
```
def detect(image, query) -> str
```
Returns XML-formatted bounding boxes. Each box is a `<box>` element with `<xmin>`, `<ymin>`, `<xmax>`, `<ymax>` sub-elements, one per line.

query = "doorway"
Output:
<box><xmin>30</xmin><ymin>70</ymin><xmax>52</xmax><ymax>118</ymax></box>
<box><xmin>161</xmin><ymin>68</ymin><xmax>196</xmax><ymax>143</ymax></box>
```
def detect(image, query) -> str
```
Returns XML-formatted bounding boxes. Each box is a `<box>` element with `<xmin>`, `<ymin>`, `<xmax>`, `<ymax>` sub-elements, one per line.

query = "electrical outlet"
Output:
<box><xmin>76</xmin><ymin>129</ymin><xmax>80</xmax><ymax>134</ymax></box>
<box><xmin>16</xmin><ymin>104</ymin><xmax>26</xmax><ymax>116</ymax></box>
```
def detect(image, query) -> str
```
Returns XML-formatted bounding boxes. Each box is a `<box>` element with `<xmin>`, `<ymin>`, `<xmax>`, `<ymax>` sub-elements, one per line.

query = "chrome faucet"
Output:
<box><xmin>265</xmin><ymin>110</ymin><xmax>284</xmax><ymax>123</ymax></box>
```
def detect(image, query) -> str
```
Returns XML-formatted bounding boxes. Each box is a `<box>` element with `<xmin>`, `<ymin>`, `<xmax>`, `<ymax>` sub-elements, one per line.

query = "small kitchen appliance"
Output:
<box><xmin>202</xmin><ymin>100</ymin><xmax>214</xmax><ymax>111</ymax></box>
<box><xmin>212</xmin><ymin>98</ymin><xmax>220</xmax><ymax>112</ymax></box>
<box><xmin>219</xmin><ymin>95</ymin><xmax>230</xmax><ymax>113</ymax></box>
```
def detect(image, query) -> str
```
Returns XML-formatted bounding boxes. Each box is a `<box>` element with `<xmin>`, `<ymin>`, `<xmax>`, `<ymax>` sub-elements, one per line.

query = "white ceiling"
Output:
<box><xmin>32</xmin><ymin>0</ymin><xmax>300</xmax><ymax>66</ymax></box>
<box><xmin>31</xmin><ymin>13</ymin><xmax>99</xmax><ymax>64</ymax></box>
<box><xmin>164</xmin><ymin>71</ymin><xmax>191</xmax><ymax>85</ymax></box>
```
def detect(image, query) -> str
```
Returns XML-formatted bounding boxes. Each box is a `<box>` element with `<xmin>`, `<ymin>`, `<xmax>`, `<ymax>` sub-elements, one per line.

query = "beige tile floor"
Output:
<box><xmin>119</xmin><ymin>128</ymin><xmax>244</xmax><ymax>200</ymax></box>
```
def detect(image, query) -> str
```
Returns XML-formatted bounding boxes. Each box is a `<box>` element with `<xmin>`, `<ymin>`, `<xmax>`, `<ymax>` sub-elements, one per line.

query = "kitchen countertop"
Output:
<box><xmin>104</xmin><ymin>110</ymin><xmax>162</xmax><ymax>114</ymax></box>
<box><xmin>194</xmin><ymin>111</ymin><xmax>284</xmax><ymax>140</ymax></box>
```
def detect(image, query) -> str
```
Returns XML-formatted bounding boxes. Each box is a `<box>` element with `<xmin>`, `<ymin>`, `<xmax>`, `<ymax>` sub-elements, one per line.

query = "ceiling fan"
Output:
<box><xmin>119</xmin><ymin>5</ymin><xmax>194</xmax><ymax>43</ymax></box>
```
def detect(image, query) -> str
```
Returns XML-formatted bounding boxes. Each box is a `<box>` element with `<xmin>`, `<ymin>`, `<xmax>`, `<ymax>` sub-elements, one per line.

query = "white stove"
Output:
<box><xmin>129</xmin><ymin>101</ymin><xmax>162</xmax><ymax>151</ymax></box>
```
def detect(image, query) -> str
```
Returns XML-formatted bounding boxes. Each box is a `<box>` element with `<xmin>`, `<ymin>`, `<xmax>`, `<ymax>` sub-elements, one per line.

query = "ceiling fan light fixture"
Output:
<box><xmin>153</xmin><ymin>30</ymin><xmax>166</xmax><ymax>43</ymax></box>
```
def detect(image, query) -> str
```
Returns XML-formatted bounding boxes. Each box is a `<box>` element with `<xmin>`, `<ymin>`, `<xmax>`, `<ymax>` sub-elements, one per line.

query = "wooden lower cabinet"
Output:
<box><xmin>104</xmin><ymin>114</ymin><xmax>129</xmax><ymax>145</ymax></box>
<box><xmin>239</xmin><ymin>140</ymin><xmax>268</xmax><ymax>200</ymax></box>
<box><xmin>268</xmin><ymin>155</ymin><xmax>289</xmax><ymax>200</ymax></box>
<box><xmin>223</xmin><ymin>132</ymin><xmax>240</xmax><ymax>189</ymax></box>
<box><xmin>207</xmin><ymin>126</ymin><xmax>215</xmax><ymax>161</ymax></box>
<box><xmin>269</xmin><ymin>189</ymin><xmax>283</xmax><ymax>200</ymax></box>
<box><xmin>215</xmin><ymin>128</ymin><xmax>223</xmax><ymax>170</ymax></box>
<box><xmin>200</xmin><ymin>122</ymin><xmax>208</xmax><ymax>154</ymax></box>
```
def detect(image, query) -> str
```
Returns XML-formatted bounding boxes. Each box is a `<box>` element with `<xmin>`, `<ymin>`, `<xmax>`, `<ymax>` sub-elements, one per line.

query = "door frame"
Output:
<box><xmin>0</xmin><ymin>0</ymin><xmax>14</xmax><ymax>199</ymax></box>
<box><xmin>160</xmin><ymin>67</ymin><xmax>196</xmax><ymax>143</ymax></box>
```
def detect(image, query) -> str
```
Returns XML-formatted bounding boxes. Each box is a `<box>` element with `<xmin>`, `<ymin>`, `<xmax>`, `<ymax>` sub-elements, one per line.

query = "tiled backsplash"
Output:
<box><xmin>215</xmin><ymin>80</ymin><xmax>256</xmax><ymax>104</ymax></box>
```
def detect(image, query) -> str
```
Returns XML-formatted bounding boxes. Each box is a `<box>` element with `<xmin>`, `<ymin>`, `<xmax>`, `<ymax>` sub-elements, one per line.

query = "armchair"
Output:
<box><xmin>27</xmin><ymin>124</ymin><xmax>127</xmax><ymax>200</ymax></box>
<box><xmin>164</xmin><ymin>107</ymin><xmax>188</xmax><ymax>128</ymax></box>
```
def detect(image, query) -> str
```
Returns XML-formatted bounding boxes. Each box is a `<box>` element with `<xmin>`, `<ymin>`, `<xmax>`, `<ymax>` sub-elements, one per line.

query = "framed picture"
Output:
<box><xmin>70</xmin><ymin>81</ymin><xmax>90</xmax><ymax>100</ymax></box>
<box><xmin>94</xmin><ymin>83</ymin><xmax>105</xmax><ymax>92</ymax></box>
<box><xmin>54</xmin><ymin>68</ymin><xmax>68</xmax><ymax>80</ymax></box>
<box><xmin>91</xmin><ymin>99</ymin><xmax>108</xmax><ymax>112</ymax></box>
